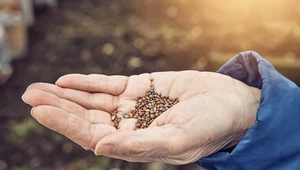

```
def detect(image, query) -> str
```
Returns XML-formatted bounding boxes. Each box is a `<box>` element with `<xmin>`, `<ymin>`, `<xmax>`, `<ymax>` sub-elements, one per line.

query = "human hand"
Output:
<box><xmin>22</xmin><ymin>71</ymin><xmax>261</xmax><ymax>164</ymax></box>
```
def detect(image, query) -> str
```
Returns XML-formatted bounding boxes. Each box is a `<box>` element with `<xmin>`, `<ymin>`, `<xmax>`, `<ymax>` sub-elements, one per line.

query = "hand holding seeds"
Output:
<box><xmin>22</xmin><ymin>71</ymin><xmax>261</xmax><ymax>164</ymax></box>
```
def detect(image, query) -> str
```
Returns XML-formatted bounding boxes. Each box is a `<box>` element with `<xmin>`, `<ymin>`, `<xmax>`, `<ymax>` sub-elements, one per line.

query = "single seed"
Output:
<box><xmin>111</xmin><ymin>115</ymin><xmax>116</xmax><ymax>121</ymax></box>
<box><xmin>150</xmin><ymin>114</ymin><xmax>155</xmax><ymax>119</ymax></box>
<box><xmin>138</xmin><ymin>112</ymin><xmax>144</xmax><ymax>117</ymax></box>
<box><xmin>114</xmin><ymin>122</ymin><xmax>118</xmax><ymax>128</ymax></box>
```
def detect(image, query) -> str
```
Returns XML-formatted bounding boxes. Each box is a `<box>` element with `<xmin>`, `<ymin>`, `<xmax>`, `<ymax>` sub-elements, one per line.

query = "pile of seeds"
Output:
<box><xmin>110</xmin><ymin>78</ymin><xmax>179</xmax><ymax>129</ymax></box>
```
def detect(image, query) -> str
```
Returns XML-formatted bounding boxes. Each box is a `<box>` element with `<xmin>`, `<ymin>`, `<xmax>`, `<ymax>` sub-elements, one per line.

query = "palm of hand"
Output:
<box><xmin>22</xmin><ymin>71</ymin><xmax>260</xmax><ymax>164</ymax></box>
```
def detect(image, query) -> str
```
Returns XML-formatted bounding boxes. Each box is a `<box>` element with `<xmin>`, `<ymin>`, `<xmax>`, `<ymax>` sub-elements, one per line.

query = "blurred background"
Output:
<box><xmin>1</xmin><ymin>0</ymin><xmax>300</xmax><ymax>170</ymax></box>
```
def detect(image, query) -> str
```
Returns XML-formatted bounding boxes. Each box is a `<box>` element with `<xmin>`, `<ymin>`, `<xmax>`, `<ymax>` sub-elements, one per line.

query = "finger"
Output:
<box><xmin>149</xmin><ymin>72</ymin><xmax>177</xmax><ymax>97</ymax></box>
<box><xmin>32</xmin><ymin>106</ymin><xmax>116</xmax><ymax>150</ymax></box>
<box><xmin>23</xmin><ymin>88</ymin><xmax>112</xmax><ymax>125</ymax></box>
<box><xmin>94</xmin><ymin>125</ymin><xmax>182</xmax><ymax>162</ymax></box>
<box><xmin>110</xmin><ymin>100</ymin><xmax>137</xmax><ymax>130</ymax></box>
<box><xmin>119</xmin><ymin>73</ymin><xmax>151</xmax><ymax>99</ymax></box>
<box><xmin>56</xmin><ymin>74</ymin><xmax>128</xmax><ymax>95</ymax></box>
<box><xmin>26</xmin><ymin>83</ymin><xmax>118</xmax><ymax>112</ymax></box>
<box><xmin>23</xmin><ymin>88</ymin><xmax>85</xmax><ymax>115</ymax></box>
<box><xmin>118</xmin><ymin>118</ymin><xmax>137</xmax><ymax>130</ymax></box>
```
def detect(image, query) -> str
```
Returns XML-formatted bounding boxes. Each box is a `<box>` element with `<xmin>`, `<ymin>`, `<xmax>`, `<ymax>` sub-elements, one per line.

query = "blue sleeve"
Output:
<box><xmin>195</xmin><ymin>51</ymin><xmax>300</xmax><ymax>170</ymax></box>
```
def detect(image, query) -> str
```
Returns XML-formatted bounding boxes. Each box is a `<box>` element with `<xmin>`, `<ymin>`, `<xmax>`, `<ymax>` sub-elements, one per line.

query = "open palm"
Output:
<box><xmin>22</xmin><ymin>71</ymin><xmax>261</xmax><ymax>164</ymax></box>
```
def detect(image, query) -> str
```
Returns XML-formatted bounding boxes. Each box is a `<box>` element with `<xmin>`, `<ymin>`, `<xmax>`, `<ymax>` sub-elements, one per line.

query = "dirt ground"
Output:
<box><xmin>1</xmin><ymin>0</ymin><xmax>300</xmax><ymax>170</ymax></box>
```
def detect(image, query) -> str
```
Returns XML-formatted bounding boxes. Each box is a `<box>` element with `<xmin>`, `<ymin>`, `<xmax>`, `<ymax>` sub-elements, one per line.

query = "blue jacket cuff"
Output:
<box><xmin>196</xmin><ymin>51</ymin><xmax>300</xmax><ymax>170</ymax></box>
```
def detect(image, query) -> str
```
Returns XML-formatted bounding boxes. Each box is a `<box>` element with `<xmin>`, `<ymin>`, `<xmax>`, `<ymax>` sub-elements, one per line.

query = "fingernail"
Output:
<box><xmin>31</xmin><ymin>107</ymin><xmax>36</xmax><ymax>118</ymax></box>
<box><xmin>21</xmin><ymin>93</ymin><xmax>27</xmax><ymax>104</ymax></box>
<box><xmin>95</xmin><ymin>144</ymin><xmax>114</xmax><ymax>156</ymax></box>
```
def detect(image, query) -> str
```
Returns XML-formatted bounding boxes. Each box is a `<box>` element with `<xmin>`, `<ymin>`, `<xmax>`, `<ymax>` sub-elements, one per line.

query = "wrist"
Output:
<box><xmin>227</xmin><ymin>87</ymin><xmax>261</xmax><ymax>149</ymax></box>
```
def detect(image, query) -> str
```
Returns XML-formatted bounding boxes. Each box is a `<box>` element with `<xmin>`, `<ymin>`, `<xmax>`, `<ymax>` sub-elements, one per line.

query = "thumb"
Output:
<box><xmin>94</xmin><ymin>125</ymin><xmax>182</xmax><ymax>162</ymax></box>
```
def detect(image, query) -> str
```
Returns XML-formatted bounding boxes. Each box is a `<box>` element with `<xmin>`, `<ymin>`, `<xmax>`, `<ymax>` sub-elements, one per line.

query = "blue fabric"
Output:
<box><xmin>196</xmin><ymin>51</ymin><xmax>300</xmax><ymax>170</ymax></box>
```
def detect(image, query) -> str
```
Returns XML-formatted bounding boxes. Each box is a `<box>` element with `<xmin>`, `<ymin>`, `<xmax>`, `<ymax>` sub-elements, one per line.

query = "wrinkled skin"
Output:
<box><xmin>22</xmin><ymin>71</ymin><xmax>261</xmax><ymax>165</ymax></box>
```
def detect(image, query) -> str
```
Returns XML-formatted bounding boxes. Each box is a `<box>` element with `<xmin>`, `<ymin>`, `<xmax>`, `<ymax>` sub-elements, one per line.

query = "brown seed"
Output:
<box><xmin>150</xmin><ymin>114</ymin><xmax>155</xmax><ymax>119</ymax></box>
<box><xmin>138</xmin><ymin>112</ymin><xmax>144</xmax><ymax>117</ymax></box>
<box><xmin>129</xmin><ymin>113</ymin><xmax>133</xmax><ymax>118</ymax></box>
<box><xmin>111</xmin><ymin>115</ymin><xmax>116</xmax><ymax>121</ymax></box>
